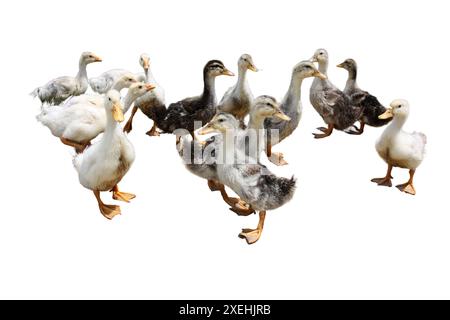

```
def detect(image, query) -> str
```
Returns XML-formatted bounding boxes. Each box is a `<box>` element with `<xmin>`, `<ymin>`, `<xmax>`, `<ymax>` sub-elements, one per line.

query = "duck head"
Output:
<box><xmin>204</xmin><ymin>60</ymin><xmax>235</xmax><ymax>77</ymax></box>
<box><xmin>80</xmin><ymin>51</ymin><xmax>102</xmax><ymax>65</ymax></box>
<box><xmin>139</xmin><ymin>53</ymin><xmax>150</xmax><ymax>72</ymax></box>
<box><xmin>198</xmin><ymin>112</ymin><xmax>240</xmax><ymax>135</ymax></box>
<box><xmin>337</xmin><ymin>58</ymin><xmax>357</xmax><ymax>72</ymax></box>
<box><xmin>293</xmin><ymin>61</ymin><xmax>327</xmax><ymax>80</ymax></box>
<box><xmin>238</xmin><ymin>54</ymin><xmax>258</xmax><ymax>72</ymax></box>
<box><xmin>105</xmin><ymin>90</ymin><xmax>125</xmax><ymax>122</ymax></box>
<box><xmin>127</xmin><ymin>82</ymin><xmax>155</xmax><ymax>99</ymax></box>
<box><xmin>310</xmin><ymin>48</ymin><xmax>328</xmax><ymax>64</ymax></box>
<box><xmin>379</xmin><ymin>99</ymin><xmax>410</xmax><ymax>120</ymax></box>
<box><xmin>252</xmin><ymin>95</ymin><xmax>290</xmax><ymax>121</ymax></box>
<box><xmin>113</xmin><ymin>73</ymin><xmax>139</xmax><ymax>91</ymax></box>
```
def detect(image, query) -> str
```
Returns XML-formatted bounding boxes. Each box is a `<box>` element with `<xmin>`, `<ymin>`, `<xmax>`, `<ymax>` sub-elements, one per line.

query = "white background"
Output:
<box><xmin>0</xmin><ymin>0</ymin><xmax>449</xmax><ymax>299</ymax></box>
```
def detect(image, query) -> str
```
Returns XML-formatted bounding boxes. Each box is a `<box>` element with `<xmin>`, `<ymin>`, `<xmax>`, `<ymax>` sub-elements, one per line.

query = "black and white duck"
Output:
<box><xmin>157</xmin><ymin>60</ymin><xmax>234</xmax><ymax>140</ymax></box>
<box><xmin>337</xmin><ymin>58</ymin><xmax>392</xmax><ymax>134</ymax></box>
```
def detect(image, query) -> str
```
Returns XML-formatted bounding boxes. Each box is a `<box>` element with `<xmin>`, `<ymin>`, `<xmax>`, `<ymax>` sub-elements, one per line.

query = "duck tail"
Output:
<box><xmin>260</xmin><ymin>174</ymin><xmax>297</xmax><ymax>209</ymax></box>
<box><xmin>30</xmin><ymin>87</ymin><xmax>40</xmax><ymax>98</ymax></box>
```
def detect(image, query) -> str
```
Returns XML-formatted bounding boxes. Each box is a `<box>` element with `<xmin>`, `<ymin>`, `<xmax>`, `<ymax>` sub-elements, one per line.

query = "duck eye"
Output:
<box><xmin>108</xmin><ymin>98</ymin><xmax>111</xmax><ymax>101</ymax></box>
<box><xmin>138</xmin><ymin>85</ymin><xmax>143</xmax><ymax>89</ymax></box>
<box><xmin>218</xmin><ymin>118</ymin><xmax>225</xmax><ymax>123</ymax></box>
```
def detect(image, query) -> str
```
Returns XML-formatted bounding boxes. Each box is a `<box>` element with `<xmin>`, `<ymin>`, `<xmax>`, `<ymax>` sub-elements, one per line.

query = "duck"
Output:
<box><xmin>89</xmin><ymin>53</ymin><xmax>148</xmax><ymax>94</ymax></box>
<box><xmin>371</xmin><ymin>99</ymin><xmax>426</xmax><ymax>195</ymax></box>
<box><xmin>37</xmin><ymin>82</ymin><xmax>154</xmax><ymax>153</ymax></box>
<box><xmin>157</xmin><ymin>60</ymin><xmax>234</xmax><ymax>140</ymax></box>
<box><xmin>73</xmin><ymin>90</ymin><xmax>136</xmax><ymax>220</ymax></box>
<box><xmin>123</xmin><ymin>53</ymin><xmax>166</xmax><ymax>136</ymax></box>
<box><xmin>198</xmin><ymin>112</ymin><xmax>296</xmax><ymax>245</ymax></box>
<box><xmin>309</xmin><ymin>49</ymin><xmax>362</xmax><ymax>138</ymax></box>
<box><xmin>177</xmin><ymin>96</ymin><xmax>290</xmax><ymax>216</ymax></box>
<box><xmin>217</xmin><ymin>54</ymin><xmax>258</xmax><ymax>123</ymax></box>
<box><xmin>31</xmin><ymin>52</ymin><xmax>102</xmax><ymax>105</ymax></box>
<box><xmin>264</xmin><ymin>61</ymin><xmax>326</xmax><ymax>165</ymax></box>
<box><xmin>64</xmin><ymin>74</ymin><xmax>139</xmax><ymax>108</ymax></box>
<box><xmin>337</xmin><ymin>58</ymin><xmax>392</xmax><ymax>134</ymax></box>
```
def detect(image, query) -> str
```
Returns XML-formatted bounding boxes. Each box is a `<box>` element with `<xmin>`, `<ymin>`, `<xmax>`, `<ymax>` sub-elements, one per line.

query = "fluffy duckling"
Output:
<box><xmin>37</xmin><ymin>82</ymin><xmax>154</xmax><ymax>152</ymax></box>
<box><xmin>217</xmin><ymin>54</ymin><xmax>258</xmax><ymax>122</ymax></box>
<box><xmin>73</xmin><ymin>90</ymin><xmax>136</xmax><ymax>219</ymax></box>
<box><xmin>157</xmin><ymin>60</ymin><xmax>234</xmax><ymax>140</ymax></box>
<box><xmin>198</xmin><ymin>113</ymin><xmax>296</xmax><ymax>245</ymax></box>
<box><xmin>337</xmin><ymin>58</ymin><xmax>392</xmax><ymax>134</ymax></box>
<box><xmin>31</xmin><ymin>52</ymin><xmax>102</xmax><ymax>105</ymax></box>
<box><xmin>178</xmin><ymin>96</ymin><xmax>290</xmax><ymax>216</ymax></box>
<box><xmin>309</xmin><ymin>49</ymin><xmax>362</xmax><ymax>138</ymax></box>
<box><xmin>123</xmin><ymin>53</ymin><xmax>166</xmax><ymax>136</ymax></box>
<box><xmin>264</xmin><ymin>61</ymin><xmax>326</xmax><ymax>165</ymax></box>
<box><xmin>371</xmin><ymin>99</ymin><xmax>426</xmax><ymax>195</ymax></box>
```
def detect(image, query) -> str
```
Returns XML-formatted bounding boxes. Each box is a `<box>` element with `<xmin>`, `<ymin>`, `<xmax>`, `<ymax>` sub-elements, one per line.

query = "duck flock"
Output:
<box><xmin>32</xmin><ymin>49</ymin><xmax>427</xmax><ymax>245</ymax></box>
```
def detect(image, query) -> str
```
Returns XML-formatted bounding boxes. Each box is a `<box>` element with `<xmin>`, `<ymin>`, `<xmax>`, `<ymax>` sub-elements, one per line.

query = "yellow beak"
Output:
<box><xmin>143</xmin><ymin>59</ymin><xmax>150</xmax><ymax>70</ymax></box>
<box><xmin>378</xmin><ymin>108</ymin><xmax>394</xmax><ymax>120</ymax></box>
<box><xmin>248</xmin><ymin>64</ymin><xmax>259</xmax><ymax>72</ymax></box>
<box><xmin>314</xmin><ymin>71</ymin><xmax>327</xmax><ymax>80</ymax></box>
<box><xmin>94</xmin><ymin>55</ymin><xmax>102</xmax><ymax>62</ymax></box>
<box><xmin>112</xmin><ymin>103</ymin><xmax>124</xmax><ymax>122</ymax></box>
<box><xmin>145</xmin><ymin>84</ymin><xmax>156</xmax><ymax>91</ymax></box>
<box><xmin>222</xmin><ymin>69</ymin><xmax>235</xmax><ymax>76</ymax></box>
<box><xmin>274</xmin><ymin>111</ymin><xmax>291</xmax><ymax>121</ymax></box>
<box><xmin>198</xmin><ymin>124</ymin><xmax>216</xmax><ymax>135</ymax></box>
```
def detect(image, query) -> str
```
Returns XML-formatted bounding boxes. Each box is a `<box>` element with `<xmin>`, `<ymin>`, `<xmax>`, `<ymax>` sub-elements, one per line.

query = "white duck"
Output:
<box><xmin>89</xmin><ymin>54</ymin><xmax>148</xmax><ymax>94</ymax></box>
<box><xmin>31</xmin><ymin>52</ymin><xmax>102</xmax><ymax>105</ymax></box>
<box><xmin>371</xmin><ymin>99</ymin><xmax>427</xmax><ymax>195</ymax></box>
<box><xmin>37</xmin><ymin>82</ymin><xmax>154</xmax><ymax>152</ymax></box>
<box><xmin>217</xmin><ymin>54</ymin><xmax>258</xmax><ymax>123</ymax></box>
<box><xmin>73</xmin><ymin>90</ymin><xmax>136</xmax><ymax>219</ymax></box>
<box><xmin>123</xmin><ymin>53</ymin><xmax>166</xmax><ymax>136</ymax></box>
<box><xmin>63</xmin><ymin>74</ymin><xmax>139</xmax><ymax>108</ymax></box>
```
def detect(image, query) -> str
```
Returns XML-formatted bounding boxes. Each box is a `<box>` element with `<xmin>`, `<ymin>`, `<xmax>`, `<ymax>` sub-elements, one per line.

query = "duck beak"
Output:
<box><xmin>336</xmin><ymin>62</ymin><xmax>345</xmax><ymax>68</ymax></box>
<box><xmin>145</xmin><ymin>84</ymin><xmax>156</xmax><ymax>91</ymax></box>
<box><xmin>314</xmin><ymin>71</ymin><xmax>327</xmax><ymax>80</ymax></box>
<box><xmin>274</xmin><ymin>111</ymin><xmax>291</xmax><ymax>121</ymax></box>
<box><xmin>94</xmin><ymin>55</ymin><xmax>102</xmax><ymax>62</ymax></box>
<box><xmin>248</xmin><ymin>64</ymin><xmax>259</xmax><ymax>72</ymax></box>
<box><xmin>198</xmin><ymin>123</ymin><xmax>216</xmax><ymax>135</ymax></box>
<box><xmin>143</xmin><ymin>58</ymin><xmax>150</xmax><ymax>70</ymax></box>
<box><xmin>378</xmin><ymin>108</ymin><xmax>393</xmax><ymax>120</ymax></box>
<box><xmin>112</xmin><ymin>103</ymin><xmax>124</xmax><ymax>122</ymax></box>
<box><xmin>221</xmin><ymin>68</ymin><xmax>235</xmax><ymax>76</ymax></box>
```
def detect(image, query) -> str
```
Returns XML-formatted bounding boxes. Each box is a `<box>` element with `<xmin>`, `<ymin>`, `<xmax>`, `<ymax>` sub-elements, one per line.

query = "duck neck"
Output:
<box><xmin>283</xmin><ymin>73</ymin><xmax>303</xmax><ymax>112</ymax></box>
<box><xmin>76</xmin><ymin>60</ymin><xmax>88</xmax><ymax>83</ymax></box>
<box><xmin>202</xmin><ymin>73</ymin><xmax>216</xmax><ymax>103</ymax></box>
<box><xmin>219</xmin><ymin>129</ymin><xmax>237</xmax><ymax>164</ymax></box>
<box><xmin>102</xmin><ymin>110</ymin><xmax>118</xmax><ymax>146</ymax></box>
<box><xmin>122</xmin><ymin>93</ymin><xmax>137</xmax><ymax>114</ymax></box>
<box><xmin>387</xmin><ymin>115</ymin><xmax>407</xmax><ymax>133</ymax></box>
<box><xmin>248</xmin><ymin>112</ymin><xmax>268</xmax><ymax>130</ymax></box>
<box><xmin>236</xmin><ymin>65</ymin><xmax>248</xmax><ymax>90</ymax></box>
<box><xmin>318</xmin><ymin>59</ymin><xmax>328</xmax><ymax>75</ymax></box>
<box><xmin>345</xmin><ymin>68</ymin><xmax>359</xmax><ymax>92</ymax></box>
<box><xmin>145</xmin><ymin>68</ymin><xmax>157</xmax><ymax>85</ymax></box>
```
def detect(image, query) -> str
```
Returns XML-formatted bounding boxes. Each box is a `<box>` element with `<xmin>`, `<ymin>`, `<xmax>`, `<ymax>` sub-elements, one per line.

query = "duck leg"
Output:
<box><xmin>371</xmin><ymin>164</ymin><xmax>393</xmax><ymax>187</ymax></box>
<box><xmin>346</xmin><ymin>121</ymin><xmax>365</xmax><ymax>135</ymax></box>
<box><xmin>266</xmin><ymin>141</ymin><xmax>288</xmax><ymax>166</ymax></box>
<box><xmin>146</xmin><ymin>122</ymin><xmax>160</xmax><ymax>136</ymax></box>
<box><xmin>207</xmin><ymin>180</ymin><xmax>255</xmax><ymax>216</ymax></box>
<box><xmin>313</xmin><ymin>124</ymin><xmax>334</xmax><ymax>139</ymax></box>
<box><xmin>123</xmin><ymin>106</ymin><xmax>138</xmax><ymax>134</ymax></box>
<box><xmin>239</xmin><ymin>211</ymin><xmax>266</xmax><ymax>245</ymax></box>
<box><xmin>396</xmin><ymin>169</ymin><xmax>416</xmax><ymax>195</ymax></box>
<box><xmin>111</xmin><ymin>185</ymin><xmax>136</xmax><ymax>203</ymax></box>
<box><xmin>94</xmin><ymin>190</ymin><xmax>121</xmax><ymax>220</ymax></box>
<box><xmin>60</xmin><ymin>137</ymin><xmax>89</xmax><ymax>153</ymax></box>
